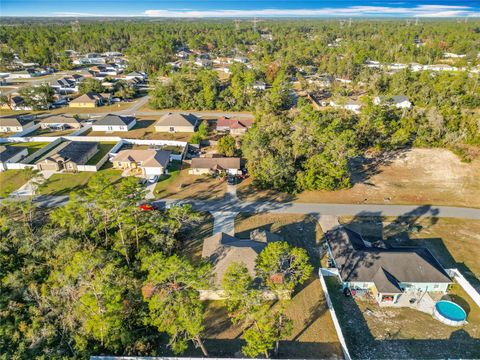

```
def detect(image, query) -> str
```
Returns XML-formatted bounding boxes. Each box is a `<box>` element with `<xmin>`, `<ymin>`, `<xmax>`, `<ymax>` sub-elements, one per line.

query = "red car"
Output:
<box><xmin>138</xmin><ymin>203</ymin><xmax>158</xmax><ymax>211</ymax></box>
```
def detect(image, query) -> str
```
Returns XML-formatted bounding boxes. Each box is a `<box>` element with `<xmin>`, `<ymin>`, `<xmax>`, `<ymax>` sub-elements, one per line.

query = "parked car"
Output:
<box><xmin>147</xmin><ymin>175</ymin><xmax>159</xmax><ymax>184</ymax></box>
<box><xmin>227</xmin><ymin>175</ymin><xmax>237</xmax><ymax>185</ymax></box>
<box><xmin>138</xmin><ymin>202</ymin><xmax>159</xmax><ymax>211</ymax></box>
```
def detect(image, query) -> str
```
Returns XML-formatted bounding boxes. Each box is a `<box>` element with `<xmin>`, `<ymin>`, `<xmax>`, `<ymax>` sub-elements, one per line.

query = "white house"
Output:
<box><xmin>330</xmin><ymin>99</ymin><xmax>362</xmax><ymax>114</ymax></box>
<box><xmin>91</xmin><ymin>114</ymin><xmax>136</xmax><ymax>132</ymax></box>
<box><xmin>189</xmin><ymin>157</ymin><xmax>241</xmax><ymax>176</ymax></box>
<box><xmin>374</xmin><ymin>95</ymin><xmax>412</xmax><ymax>109</ymax></box>
<box><xmin>125</xmin><ymin>71</ymin><xmax>147</xmax><ymax>82</ymax></box>
<box><xmin>112</xmin><ymin>149</ymin><xmax>170</xmax><ymax>177</ymax></box>
<box><xmin>251</xmin><ymin>81</ymin><xmax>266</xmax><ymax>91</ymax></box>
<box><xmin>443</xmin><ymin>52</ymin><xmax>466</xmax><ymax>59</ymax></box>
<box><xmin>0</xmin><ymin>115</ymin><xmax>35</xmax><ymax>133</ymax></box>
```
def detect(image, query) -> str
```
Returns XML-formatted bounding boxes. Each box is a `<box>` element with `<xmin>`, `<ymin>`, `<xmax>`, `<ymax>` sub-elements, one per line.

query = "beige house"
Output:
<box><xmin>112</xmin><ymin>149</ymin><xmax>170</xmax><ymax>177</ymax></box>
<box><xmin>154</xmin><ymin>113</ymin><xmax>199</xmax><ymax>133</ymax></box>
<box><xmin>189</xmin><ymin>157</ymin><xmax>241</xmax><ymax>175</ymax></box>
<box><xmin>36</xmin><ymin>141</ymin><xmax>99</xmax><ymax>172</ymax></box>
<box><xmin>69</xmin><ymin>93</ymin><xmax>103</xmax><ymax>108</ymax></box>
<box><xmin>0</xmin><ymin>115</ymin><xmax>35</xmax><ymax>133</ymax></box>
<box><xmin>39</xmin><ymin>115</ymin><xmax>82</xmax><ymax>130</ymax></box>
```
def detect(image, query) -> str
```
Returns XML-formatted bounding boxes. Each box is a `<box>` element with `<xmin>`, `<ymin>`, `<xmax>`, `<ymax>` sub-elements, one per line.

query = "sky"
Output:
<box><xmin>1</xmin><ymin>0</ymin><xmax>479</xmax><ymax>18</ymax></box>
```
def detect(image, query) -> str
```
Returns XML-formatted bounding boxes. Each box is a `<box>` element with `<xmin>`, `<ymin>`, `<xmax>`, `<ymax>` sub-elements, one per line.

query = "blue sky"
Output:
<box><xmin>1</xmin><ymin>0</ymin><xmax>479</xmax><ymax>17</ymax></box>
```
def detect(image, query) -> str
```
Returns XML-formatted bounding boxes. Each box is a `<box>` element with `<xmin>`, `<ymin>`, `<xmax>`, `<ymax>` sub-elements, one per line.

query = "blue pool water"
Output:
<box><xmin>435</xmin><ymin>301</ymin><xmax>466</xmax><ymax>322</ymax></box>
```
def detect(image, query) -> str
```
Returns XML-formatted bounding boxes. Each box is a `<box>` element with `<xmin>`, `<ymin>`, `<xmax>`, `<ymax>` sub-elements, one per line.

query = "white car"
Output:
<box><xmin>147</xmin><ymin>175</ymin><xmax>159</xmax><ymax>184</ymax></box>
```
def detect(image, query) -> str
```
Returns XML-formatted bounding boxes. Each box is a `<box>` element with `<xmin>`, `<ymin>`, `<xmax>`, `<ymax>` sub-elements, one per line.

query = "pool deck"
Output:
<box><xmin>382</xmin><ymin>290</ymin><xmax>440</xmax><ymax>315</ymax></box>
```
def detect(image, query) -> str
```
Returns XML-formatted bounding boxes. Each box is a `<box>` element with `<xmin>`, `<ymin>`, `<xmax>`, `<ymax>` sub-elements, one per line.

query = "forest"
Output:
<box><xmin>0</xmin><ymin>175</ymin><xmax>312</xmax><ymax>359</ymax></box>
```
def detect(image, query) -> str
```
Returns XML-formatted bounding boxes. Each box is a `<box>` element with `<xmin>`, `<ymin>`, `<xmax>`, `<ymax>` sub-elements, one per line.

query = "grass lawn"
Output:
<box><xmin>85</xmin><ymin>142</ymin><xmax>118</xmax><ymax>165</ymax></box>
<box><xmin>0</xmin><ymin>170</ymin><xmax>31</xmax><ymax>197</ymax></box>
<box><xmin>39</xmin><ymin>167</ymin><xmax>122</xmax><ymax>196</ymax></box>
<box><xmin>27</xmin><ymin>128</ymin><xmax>77</xmax><ymax>137</ymax></box>
<box><xmin>338</xmin><ymin>216</ymin><xmax>480</xmax><ymax>290</ymax></box>
<box><xmin>9</xmin><ymin>142</ymin><xmax>50</xmax><ymax>155</ymax></box>
<box><xmin>237</xmin><ymin>148</ymin><xmax>480</xmax><ymax>208</ymax></box>
<box><xmin>193</xmin><ymin>279</ymin><xmax>342</xmax><ymax>358</ymax></box>
<box><xmin>154</xmin><ymin>162</ymin><xmax>226</xmax><ymax>200</ymax></box>
<box><xmin>326</xmin><ymin>276</ymin><xmax>480</xmax><ymax>359</ymax></box>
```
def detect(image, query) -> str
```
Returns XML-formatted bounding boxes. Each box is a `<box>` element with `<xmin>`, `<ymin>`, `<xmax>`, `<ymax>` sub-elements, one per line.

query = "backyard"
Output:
<box><xmin>154</xmin><ymin>162</ymin><xmax>226</xmax><ymax>200</ymax></box>
<box><xmin>39</xmin><ymin>166</ymin><xmax>122</xmax><ymax>196</ymax></box>
<box><xmin>237</xmin><ymin>148</ymin><xmax>480</xmax><ymax>208</ymax></box>
<box><xmin>9</xmin><ymin>141</ymin><xmax>49</xmax><ymax>155</ymax></box>
<box><xmin>85</xmin><ymin>142</ymin><xmax>118</xmax><ymax>165</ymax></box>
<box><xmin>27</xmin><ymin>127</ymin><xmax>77</xmax><ymax>137</ymax></box>
<box><xmin>326</xmin><ymin>276</ymin><xmax>480</xmax><ymax>359</ymax></box>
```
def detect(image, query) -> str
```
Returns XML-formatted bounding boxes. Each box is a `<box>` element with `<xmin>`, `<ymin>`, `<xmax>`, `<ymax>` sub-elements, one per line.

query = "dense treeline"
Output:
<box><xmin>242</xmin><ymin>99</ymin><xmax>480</xmax><ymax>193</ymax></box>
<box><xmin>0</xmin><ymin>174</ymin><xmax>313</xmax><ymax>358</ymax></box>
<box><xmin>1</xmin><ymin>20</ymin><xmax>479</xmax><ymax>73</ymax></box>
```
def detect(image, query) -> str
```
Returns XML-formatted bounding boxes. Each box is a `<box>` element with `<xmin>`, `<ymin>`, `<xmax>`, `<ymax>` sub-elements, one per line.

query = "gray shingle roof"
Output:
<box><xmin>326</xmin><ymin>227</ymin><xmax>451</xmax><ymax>290</ymax></box>
<box><xmin>155</xmin><ymin>113</ymin><xmax>199</xmax><ymax>128</ymax></box>
<box><xmin>94</xmin><ymin>114</ymin><xmax>136</xmax><ymax>126</ymax></box>
<box><xmin>0</xmin><ymin>146</ymin><xmax>27</xmax><ymax>162</ymax></box>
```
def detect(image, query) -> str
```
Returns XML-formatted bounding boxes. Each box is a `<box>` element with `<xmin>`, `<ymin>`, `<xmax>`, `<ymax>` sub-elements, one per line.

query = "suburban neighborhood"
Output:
<box><xmin>0</xmin><ymin>8</ymin><xmax>479</xmax><ymax>360</ymax></box>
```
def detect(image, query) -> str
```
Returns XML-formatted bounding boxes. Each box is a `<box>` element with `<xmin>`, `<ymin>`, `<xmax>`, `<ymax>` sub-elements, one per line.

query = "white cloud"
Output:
<box><xmin>144</xmin><ymin>5</ymin><xmax>479</xmax><ymax>18</ymax></box>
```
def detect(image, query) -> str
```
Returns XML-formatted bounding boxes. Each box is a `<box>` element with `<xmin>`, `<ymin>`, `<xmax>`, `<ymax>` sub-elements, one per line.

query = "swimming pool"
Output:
<box><xmin>433</xmin><ymin>300</ymin><xmax>467</xmax><ymax>326</ymax></box>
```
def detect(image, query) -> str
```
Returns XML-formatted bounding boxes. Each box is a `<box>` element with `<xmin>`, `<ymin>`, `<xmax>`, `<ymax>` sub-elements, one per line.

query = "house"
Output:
<box><xmin>69</xmin><ymin>93</ymin><xmax>103</xmax><ymax>108</ymax></box>
<box><xmin>50</xmin><ymin>77</ymin><xmax>78</xmax><ymax>94</ymax></box>
<box><xmin>443</xmin><ymin>52</ymin><xmax>466</xmax><ymax>59</ymax></box>
<box><xmin>194</xmin><ymin>58</ymin><xmax>213</xmax><ymax>68</ymax></box>
<box><xmin>0</xmin><ymin>73</ymin><xmax>9</xmax><ymax>86</ymax></box>
<box><xmin>91</xmin><ymin>114</ymin><xmax>136</xmax><ymax>132</ymax></box>
<box><xmin>112</xmin><ymin>149</ymin><xmax>170</xmax><ymax>177</ymax></box>
<box><xmin>233</xmin><ymin>56</ymin><xmax>249</xmax><ymax>64</ymax></box>
<box><xmin>125</xmin><ymin>71</ymin><xmax>147</xmax><ymax>82</ymax></box>
<box><xmin>251</xmin><ymin>81</ymin><xmax>266</xmax><ymax>91</ymax></box>
<box><xmin>154</xmin><ymin>113</ymin><xmax>199</xmax><ymax>133</ymax></box>
<box><xmin>176</xmin><ymin>50</ymin><xmax>191</xmax><ymax>59</ymax></box>
<box><xmin>424</xmin><ymin>64</ymin><xmax>458</xmax><ymax>72</ymax></box>
<box><xmin>0</xmin><ymin>115</ymin><xmax>35</xmax><ymax>133</ymax></box>
<box><xmin>189</xmin><ymin>157</ymin><xmax>241</xmax><ymax>176</ymax></box>
<box><xmin>216</xmin><ymin>117</ymin><xmax>254</xmax><ymax>135</ymax></box>
<box><xmin>39</xmin><ymin>115</ymin><xmax>82</xmax><ymax>130</ymax></box>
<box><xmin>0</xmin><ymin>96</ymin><xmax>30</xmax><ymax>111</ymax></box>
<box><xmin>373</xmin><ymin>95</ymin><xmax>412</xmax><ymax>109</ymax></box>
<box><xmin>325</xmin><ymin>227</ymin><xmax>451</xmax><ymax>306</ymax></box>
<box><xmin>330</xmin><ymin>99</ymin><xmax>362</xmax><ymax>113</ymax></box>
<box><xmin>36</xmin><ymin>141</ymin><xmax>99</xmax><ymax>172</ymax></box>
<box><xmin>202</xmin><ymin>230</ymin><xmax>282</xmax><ymax>287</ymax></box>
<box><xmin>0</xmin><ymin>145</ymin><xmax>29</xmax><ymax>171</ymax></box>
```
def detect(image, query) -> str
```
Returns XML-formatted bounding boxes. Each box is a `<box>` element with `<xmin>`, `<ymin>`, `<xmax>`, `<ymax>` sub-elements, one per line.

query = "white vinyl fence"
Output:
<box><xmin>318</xmin><ymin>269</ymin><xmax>351</xmax><ymax>360</ymax></box>
<box><xmin>447</xmin><ymin>268</ymin><xmax>480</xmax><ymax>308</ymax></box>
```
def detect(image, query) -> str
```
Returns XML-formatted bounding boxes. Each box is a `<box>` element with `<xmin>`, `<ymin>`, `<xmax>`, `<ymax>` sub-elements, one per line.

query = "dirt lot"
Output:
<box><xmin>326</xmin><ymin>277</ymin><xmax>480</xmax><ymax>359</ymax></box>
<box><xmin>339</xmin><ymin>216</ymin><xmax>480</xmax><ymax>290</ymax></box>
<box><xmin>154</xmin><ymin>162</ymin><xmax>226</xmax><ymax>200</ymax></box>
<box><xmin>237</xmin><ymin>148</ymin><xmax>480</xmax><ymax>208</ymax></box>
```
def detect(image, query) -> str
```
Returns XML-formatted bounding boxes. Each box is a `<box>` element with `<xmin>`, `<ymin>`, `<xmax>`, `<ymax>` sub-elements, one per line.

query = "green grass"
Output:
<box><xmin>27</xmin><ymin>128</ymin><xmax>77</xmax><ymax>137</ymax></box>
<box><xmin>9</xmin><ymin>142</ymin><xmax>49</xmax><ymax>155</ymax></box>
<box><xmin>0</xmin><ymin>170</ymin><xmax>31</xmax><ymax>197</ymax></box>
<box><xmin>39</xmin><ymin>168</ymin><xmax>122</xmax><ymax>196</ymax></box>
<box><xmin>86</xmin><ymin>142</ymin><xmax>118</xmax><ymax>165</ymax></box>
<box><xmin>154</xmin><ymin>160</ymin><xmax>183</xmax><ymax>194</ymax></box>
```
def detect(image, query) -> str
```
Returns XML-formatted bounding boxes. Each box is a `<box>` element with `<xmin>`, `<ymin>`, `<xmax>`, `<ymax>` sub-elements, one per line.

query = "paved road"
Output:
<box><xmin>9</xmin><ymin>195</ymin><xmax>480</xmax><ymax>219</ymax></box>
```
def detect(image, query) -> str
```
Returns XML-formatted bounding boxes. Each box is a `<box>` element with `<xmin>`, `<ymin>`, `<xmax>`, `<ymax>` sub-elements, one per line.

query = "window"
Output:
<box><xmin>108</xmin><ymin>126</ymin><xmax>113</xmax><ymax>131</ymax></box>
<box><xmin>170</xmin><ymin>127</ymin><xmax>175</xmax><ymax>132</ymax></box>
<box><xmin>434</xmin><ymin>284</ymin><xmax>439</xmax><ymax>289</ymax></box>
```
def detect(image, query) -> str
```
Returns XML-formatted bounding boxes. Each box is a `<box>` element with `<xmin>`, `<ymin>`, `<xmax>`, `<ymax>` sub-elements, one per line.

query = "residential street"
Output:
<box><xmin>8</xmin><ymin>194</ymin><xmax>480</xmax><ymax>219</ymax></box>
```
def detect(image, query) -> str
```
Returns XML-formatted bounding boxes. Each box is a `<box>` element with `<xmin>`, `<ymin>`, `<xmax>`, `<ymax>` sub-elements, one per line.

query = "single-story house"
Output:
<box><xmin>36</xmin><ymin>141</ymin><xmax>99</xmax><ymax>172</ymax></box>
<box><xmin>39</xmin><ymin>115</ymin><xmax>82</xmax><ymax>130</ymax></box>
<box><xmin>251</xmin><ymin>81</ymin><xmax>266</xmax><ymax>90</ymax></box>
<box><xmin>189</xmin><ymin>157</ymin><xmax>241</xmax><ymax>176</ymax></box>
<box><xmin>0</xmin><ymin>145</ymin><xmax>29</xmax><ymax>171</ymax></box>
<box><xmin>0</xmin><ymin>115</ymin><xmax>35</xmax><ymax>133</ymax></box>
<box><xmin>111</xmin><ymin>149</ymin><xmax>170</xmax><ymax>177</ymax></box>
<box><xmin>330</xmin><ymin>99</ymin><xmax>362</xmax><ymax>113</ymax></box>
<box><xmin>0</xmin><ymin>96</ymin><xmax>30</xmax><ymax>111</ymax></box>
<box><xmin>374</xmin><ymin>95</ymin><xmax>412</xmax><ymax>109</ymax></box>
<box><xmin>125</xmin><ymin>71</ymin><xmax>147</xmax><ymax>82</ymax></box>
<box><xmin>325</xmin><ymin>227</ymin><xmax>452</xmax><ymax>306</ymax></box>
<box><xmin>51</xmin><ymin>77</ymin><xmax>78</xmax><ymax>94</ymax></box>
<box><xmin>202</xmin><ymin>230</ymin><xmax>282</xmax><ymax>287</ymax></box>
<box><xmin>154</xmin><ymin>113</ymin><xmax>199</xmax><ymax>133</ymax></box>
<box><xmin>216</xmin><ymin>117</ymin><xmax>254</xmax><ymax>135</ymax></box>
<box><xmin>69</xmin><ymin>93</ymin><xmax>103</xmax><ymax>108</ymax></box>
<box><xmin>91</xmin><ymin>114</ymin><xmax>136</xmax><ymax>132</ymax></box>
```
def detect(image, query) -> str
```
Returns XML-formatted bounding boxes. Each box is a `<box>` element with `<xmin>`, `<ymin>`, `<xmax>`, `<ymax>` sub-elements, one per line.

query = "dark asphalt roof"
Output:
<box><xmin>55</xmin><ymin>141</ymin><xmax>98</xmax><ymax>164</ymax></box>
<box><xmin>326</xmin><ymin>227</ymin><xmax>451</xmax><ymax>291</ymax></box>
<box><xmin>0</xmin><ymin>146</ymin><xmax>27</xmax><ymax>162</ymax></box>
